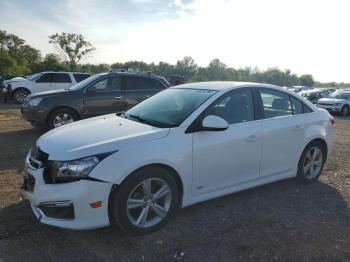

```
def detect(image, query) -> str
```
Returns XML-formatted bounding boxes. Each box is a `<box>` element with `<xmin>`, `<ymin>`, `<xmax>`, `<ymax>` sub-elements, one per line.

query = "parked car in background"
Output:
<box><xmin>299</xmin><ymin>90</ymin><xmax>325</xmax><ymax>104</ymax></box>
<box><xmin>21</xmin><ymin>69</ymin><xmax>170</xmax><ymax>129</ymax></box>
<box><xmin>317</xmin><ymin>89</ymin><xmax>350</xmax><ymax>116</ymax></box>
<box><xmin>22</xmin><ymin>82</ymin><xmax>334</xmax><ymax>235</ymax></box>
<box><xmin>288</xmin><ymin>85</ymin><xmax>313</xmax><ymax>93</ymax></box>
<box><xmin>2</xmin><ymin>71</ymin><xmax>90</xmax><ymax>103</ymax></box>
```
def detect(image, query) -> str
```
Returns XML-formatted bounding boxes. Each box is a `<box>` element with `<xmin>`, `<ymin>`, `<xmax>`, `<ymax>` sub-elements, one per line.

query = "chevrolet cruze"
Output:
<box><xmin>23</xmin><ymin>82</ymin><xmax>334</xmax><ymax>235</ymax></box>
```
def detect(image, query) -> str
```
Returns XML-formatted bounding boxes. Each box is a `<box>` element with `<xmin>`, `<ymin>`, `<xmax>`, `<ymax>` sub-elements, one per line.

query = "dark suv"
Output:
<box><xmin>21</xmin><ymin>70</ymin><xmax>170</xmax><ymax>129</ymax></box>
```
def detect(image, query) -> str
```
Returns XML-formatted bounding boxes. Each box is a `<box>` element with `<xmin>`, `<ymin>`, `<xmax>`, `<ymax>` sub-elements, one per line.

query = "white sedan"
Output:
<box><xmin>23</xmin><ymin>82</ymin><xmax>334</xmax><ymax>235</ymax></box>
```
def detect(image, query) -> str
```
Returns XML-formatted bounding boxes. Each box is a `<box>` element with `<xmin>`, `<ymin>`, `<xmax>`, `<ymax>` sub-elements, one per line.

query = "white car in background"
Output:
<box><xmin>3</xmin><ymin>71</ymin><xmax>90</xmax><ymax>103</ymax></box>
<box><xmin>317</xmin><ymin>89</ymin><xmax>350</xmax><ymax>116</ymax></box>
<box><xmin>23</xmin><ymin>82</ymin><xmax>334</xmax><ymax>235</ymax></box>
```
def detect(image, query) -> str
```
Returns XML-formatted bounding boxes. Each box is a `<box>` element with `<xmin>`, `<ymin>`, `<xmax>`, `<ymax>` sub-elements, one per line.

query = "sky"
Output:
<box><xmin>1</xmin><ymin>0</ymin><xmax>350</xmax><ymax>82</ymax></box>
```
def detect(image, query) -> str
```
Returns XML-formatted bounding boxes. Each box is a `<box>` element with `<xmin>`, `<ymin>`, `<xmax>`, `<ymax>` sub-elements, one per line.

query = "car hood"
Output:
<box><xmin>37</xmin><ymin>114</ymin><xmax>170</xmax><ymax>161</ymax></box>
<box><xmin>4</xmin><ymin>77</ymin><xmax>27</xmax><ymax>83</ymax></box>
<box><xmin>29</xmin><ymin>89</ymin><xmax>71</xmax><ymax>99</ymax></box>
<box><xmin>318</xmin><ymin>98</ymin><xmax>346</xmax><ymax>104</ymax></box>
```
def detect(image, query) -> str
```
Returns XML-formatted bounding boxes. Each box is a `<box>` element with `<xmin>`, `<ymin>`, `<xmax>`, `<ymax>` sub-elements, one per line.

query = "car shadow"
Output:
<box><xmin>1</xmin><ymin>178</ymin><xmax>349</xmax><ymax>261</ymax></box>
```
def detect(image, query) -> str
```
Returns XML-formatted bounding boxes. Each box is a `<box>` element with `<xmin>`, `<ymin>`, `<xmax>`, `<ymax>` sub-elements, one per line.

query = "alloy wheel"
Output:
<box><xmin>53</xmin><ymin>113</ymin><xmax>74</xmax><ymax>128</ymax></box>
<box><xmin>126</xmin><ymin>178</ymin><xmax>172</xmax><ymax>228</ymax></box>
<box><xmin>303</xmin><ymin>146</ymin><xmax>323</xmax><ymax>179</ymax></box>
<box><xmin>14</xmin><ymin>90</ymin><xmax>29</xmax><ymax>103</ymax></box>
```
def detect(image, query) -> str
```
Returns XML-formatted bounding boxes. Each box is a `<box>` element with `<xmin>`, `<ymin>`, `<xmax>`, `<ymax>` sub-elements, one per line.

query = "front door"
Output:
<box><xmin>192</xmin><ymin>88</ymin><xmax>262</xmax><ymax>196</ymax></box>
<box><xmin>83</xmin><ymin>76</ymin><xmax>127</xmax><ymax>117</ymax></box>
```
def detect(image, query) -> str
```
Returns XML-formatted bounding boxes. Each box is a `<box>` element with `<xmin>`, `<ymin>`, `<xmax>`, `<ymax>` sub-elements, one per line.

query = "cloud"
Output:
<box><xmin>1</xmin><ymin>0</ymin><xmax>350</xmax><ymax>82</ymax></box>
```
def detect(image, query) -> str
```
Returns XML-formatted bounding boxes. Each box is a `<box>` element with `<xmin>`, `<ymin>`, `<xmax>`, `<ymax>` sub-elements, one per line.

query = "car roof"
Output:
<box><xmin>170</xmin><ymin>81</ymin><xmax>280</xmax><ymax>91</ymax></box>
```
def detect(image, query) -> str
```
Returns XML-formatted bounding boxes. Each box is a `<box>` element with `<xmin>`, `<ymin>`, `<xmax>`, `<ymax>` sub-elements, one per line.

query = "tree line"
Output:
<box><xmin>0</xmin><ymin>30</ymin><xmax>344</xmax><ymax>87</ymax></box>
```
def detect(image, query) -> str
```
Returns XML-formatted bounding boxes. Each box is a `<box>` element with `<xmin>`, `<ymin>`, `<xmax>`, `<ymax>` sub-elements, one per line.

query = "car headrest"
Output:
<box><xmin>272</xmin><ymin>98</ymin><xmax>289</xmax><ymax>111</ymax></box>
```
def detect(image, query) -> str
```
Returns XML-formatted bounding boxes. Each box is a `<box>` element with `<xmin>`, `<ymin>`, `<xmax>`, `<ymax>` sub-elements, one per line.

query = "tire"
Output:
<box><xmin>341</xmin><ymin>105</ymin><xmax>349</xmax><ymax>116</ymax></box>
<box><xmin>13</xmin><ymin>88</ymin><xmax>30</xmax><ymax>104</ymax></box>
<box><xmin>297</xmin><ymin>141</ymin><xmax>326</xmax><ymax>184</ymax></box>
<box><xmin>47</xmin><ymin>108</ymin><xmax>79</xmax><ymax>129</ymax></box>
<box><xmin>110</xmin><ymin>166</ymin><xmax>179</xmax><ymax>236</ymax></box>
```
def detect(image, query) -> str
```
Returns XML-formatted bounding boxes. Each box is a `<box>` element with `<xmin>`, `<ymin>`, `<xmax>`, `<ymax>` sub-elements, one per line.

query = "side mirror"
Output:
<box><xmin>201</xmin><ymin>115</ymin><xmax>229</xmax><ymax>131</ymax></box>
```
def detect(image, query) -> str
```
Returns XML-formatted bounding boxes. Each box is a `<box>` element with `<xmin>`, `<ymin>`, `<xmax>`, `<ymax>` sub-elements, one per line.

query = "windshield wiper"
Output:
<box><xmin>116</xmin><ymin>111</ymin><xmax>128</xmax><ymax>119</ymax></box>
<box><xmin>128</xmin><ymin>114</ymin><xmax>172</xmax><ymax>128</ymax></box>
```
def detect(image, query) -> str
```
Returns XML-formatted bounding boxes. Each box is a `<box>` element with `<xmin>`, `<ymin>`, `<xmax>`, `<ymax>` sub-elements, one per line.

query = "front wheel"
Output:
<box><xmin>13</xmin><ymin>88</ymin><xmax>30</xmax><ymax>104</ymax></box>
<box><xmin>47</xmin><ymin>108</ymin><xmax>79</xmax><ymax>129</ymax></box>
<box><xmin>297</xmin><ymin>141</ymin><xmax>326</xmax><ymax>184</ymax></box>
<box><xmin>110</xmin><ymin>166</ymin><xmax>179</xmax><ymax>235</ymax></box>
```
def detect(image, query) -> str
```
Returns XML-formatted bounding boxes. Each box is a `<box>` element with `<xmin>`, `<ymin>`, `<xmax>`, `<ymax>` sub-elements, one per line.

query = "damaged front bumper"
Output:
<box><xmin>22</xmin><ymin>149</ymin><xmax>113</xmax><ymax>230</ymax></box>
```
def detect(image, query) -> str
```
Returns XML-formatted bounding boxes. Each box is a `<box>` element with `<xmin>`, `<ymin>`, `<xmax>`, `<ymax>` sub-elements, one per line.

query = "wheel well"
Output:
<box><xmin>46</xmin><ymin>106</ymin><xmax>81</xmax><ymax>124</ymax></box>
<box><xmin>12</xmin><ymin>87</ymin><xmax>31</xmax><ymax>96</ymax></box>
<box><xmin>306</xmin><ymin>138</ymin><xmax>328</xmax><ymax>160</ymax></box>
<box><xmin>113</xmin><ymin>164</ymin><xmax>184</xmax><ymax>207</ymax></box>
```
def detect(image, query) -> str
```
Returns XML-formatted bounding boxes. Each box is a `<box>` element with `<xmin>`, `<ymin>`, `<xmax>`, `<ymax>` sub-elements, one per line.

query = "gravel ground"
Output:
<box><xmin>0</xmin><ymin>108</ymin><xmax>349</xmax><ymax>262</ymax></box>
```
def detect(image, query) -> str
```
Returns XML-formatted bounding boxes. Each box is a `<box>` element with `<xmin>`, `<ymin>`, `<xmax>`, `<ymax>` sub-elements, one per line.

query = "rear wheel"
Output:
<box><xmin>110</xmin><ymin>166</ymin><xmax>179</xmax><ymax>235</ymax></box>
<box><xmin>13</xmin><ymin>88</ymin><xmax>30</xmax><ymax>104</ymax></box>
<box><xmin>47</xmin><ymin>108</ymin><xmax>79</xmax><ymax>129</ymax></box>
<box><xmin>297</xmin><ymin>141</ymin><xmax>326</xmax><ymax>184</ymax></box>
<box><xmin>341</xmin><ymin>105</ymin><xmax>349</xmax><ymax>116</ymax></box>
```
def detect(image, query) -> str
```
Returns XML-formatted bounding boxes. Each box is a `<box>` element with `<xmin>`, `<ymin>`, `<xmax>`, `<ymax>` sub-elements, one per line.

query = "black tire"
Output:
<box><xmin>110</xmin><ymin>166</ymin><xmax>179</xmax><ymax>236</ymax></box>
<box><xmin>47</xmin><ymin>108</ymin><xmax>79</xmax><ymax>129</ymax></box>
<box><xmin>341</xmin><ymin>105</ymin><xmax>349</xmax><ymax>116</ymax></box>
<box><xmin>297</xmin><ymin>141</ymin><xmax>326</xmax><ymax>184</ymax></box>
<box><xmin>13</xmin><ymin>88</ymin><xmax>30</xmax><ymax>104</ymax></box>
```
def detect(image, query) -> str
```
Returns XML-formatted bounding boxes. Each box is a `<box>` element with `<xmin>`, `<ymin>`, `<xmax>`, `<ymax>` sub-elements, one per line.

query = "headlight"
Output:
<box><xmin>52</xmin><ymin>156</ymin><xmax>100</xmax><ymax>181</ymax></box>
<box><xmin>28</xmin><ymin>97</ymin><xmax>43</xmax><ymax>106</ymax></box>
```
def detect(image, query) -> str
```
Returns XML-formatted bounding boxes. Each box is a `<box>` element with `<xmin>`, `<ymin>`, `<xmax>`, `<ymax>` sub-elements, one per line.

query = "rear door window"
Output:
<box><xmin>290</xmin><ymin>96</ymin><xmax>303</xmax><ymax>115</ymax></box>
<box><xmin>125</xmin><ymin>76</ymin><xmax>165</xmax><ymax>90</ymax></box>
<box><xmin>259</xmin><ymin>89</ymin><xmax>293</xmax><ymax>119</ymax></box>
<box><xmin>53</xmin><ymin>73</ymin><xmax>72</xmax><ymax>83</ymax></box>
<box><xmin>73</xmin><ymin>74</ymin><xmax>90</xmax><ymax>83</ymax></box>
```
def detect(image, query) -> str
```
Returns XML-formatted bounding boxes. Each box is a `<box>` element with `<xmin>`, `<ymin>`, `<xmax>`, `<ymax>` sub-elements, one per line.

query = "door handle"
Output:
<box><xmin>115</xmin><ymin>96</ymin><xmax>123</xmax><ymax>99</ymax></box>
<box><xmin>245</xmin><ymin>135</ymin><xmax>260</xmax><ymax>143</ymax></box>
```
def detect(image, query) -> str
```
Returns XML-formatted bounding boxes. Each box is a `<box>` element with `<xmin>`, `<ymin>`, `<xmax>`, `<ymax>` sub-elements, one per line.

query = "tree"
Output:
<box><xmin>299</xmin><ymin>74</ymin><xmax>314</xmax><ymax>87</ymax></box>
<box><xmin>0</xmin><ymin>30</ymin><xmax>40</xmax><ymax>75</ymax></box>
<box><xmin>175</xmin><ymin>56</ymin><xmax>198</xmax><ymax>81</ymax></box>
<box><xmin>49</xmin><ymin>32</ymin><xmax>95</xmax><ymax>70</ymax></box>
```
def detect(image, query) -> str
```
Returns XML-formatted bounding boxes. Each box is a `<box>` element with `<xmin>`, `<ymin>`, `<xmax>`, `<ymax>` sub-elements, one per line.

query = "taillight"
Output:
<box><xmin>329</xmin><ymin>115</ymin><xmax>335</xmax><ymax>125</ymax></box>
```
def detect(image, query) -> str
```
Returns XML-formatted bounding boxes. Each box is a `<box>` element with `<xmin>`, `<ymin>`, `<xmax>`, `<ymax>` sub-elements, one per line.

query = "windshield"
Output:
<box><xmin>69</xmin><ymin>74</ymin><xmax>101</xmax><ymax>91</ymax></box>
<box><xmin>328</xmin><ymin>90</ymin><xmax>350</xmax><ymax>99</ymax></box>
<box><xmin>125</xmin><ymin>88</ymin><xmax>216</xmax><ymax>128</ymax></box>
<box><xmin>27</xmin><ymin>73</ymin><xmax>41</xmax><ymax>81</ymax></box>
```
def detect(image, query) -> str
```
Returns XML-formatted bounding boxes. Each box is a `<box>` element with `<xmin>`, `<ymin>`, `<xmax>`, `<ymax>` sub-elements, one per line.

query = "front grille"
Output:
<box><xmin>318</xmin><ymin>103</ymin><xmax>334</xmax><ymax>106</ymax></box>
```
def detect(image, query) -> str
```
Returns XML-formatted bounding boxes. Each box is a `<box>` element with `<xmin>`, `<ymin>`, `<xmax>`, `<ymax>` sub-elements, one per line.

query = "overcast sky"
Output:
<box><xmin>1</xmin><ymin>0</ymin><xmax>350</xmax><ymax>82</ymax></box>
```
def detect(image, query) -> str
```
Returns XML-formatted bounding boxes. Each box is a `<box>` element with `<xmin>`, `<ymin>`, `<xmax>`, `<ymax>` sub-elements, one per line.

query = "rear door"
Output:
<box><xmin>258</xmin><ymin>88</ymin><xmax>306</xmax><ymax>178</ymax></box>
<box><xmin>34</xmin><ymin>73</ymin><xmax>55</xmax><ymax>92</ymax></box>
<box><xmin>52</xmin><ymin>73</ymin><xmax>73</xmax><ymax>90</ymax></box>
<box><xmin>83</xmin><ymin>75</ymin><xmax>127</xmax><ymax>117</ymax></box>
<box><xmin>124</xmin><ymin>75</ymin><xmax>166</xmax><ymax>108</ymax></box>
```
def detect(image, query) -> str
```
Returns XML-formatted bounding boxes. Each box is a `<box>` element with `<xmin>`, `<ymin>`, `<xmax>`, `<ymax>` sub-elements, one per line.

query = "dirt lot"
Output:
<box><xmin>0</xmin><ymin>105</ymin><xmax>349</xmax><ymax>262</ymax></box>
